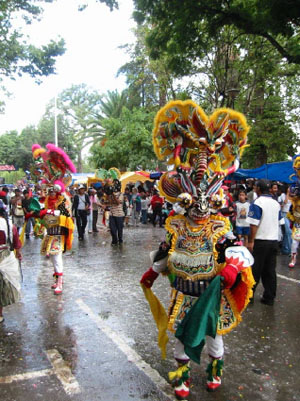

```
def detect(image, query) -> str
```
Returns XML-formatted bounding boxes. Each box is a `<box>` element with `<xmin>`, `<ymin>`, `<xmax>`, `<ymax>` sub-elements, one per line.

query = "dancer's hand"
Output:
<box><xmin>15</xmin><ymin>249</ymin><xmax>22</xmax><ymax>261</ymax></box>
<box><xmin>25</xmin><ymin>212</ymin><xmax>34</xmax><ymax>220</ymax></box>
<box><xmin>220</xmin><ymin>264</ymin><xmax>238</xmax><ymax>289</ymax></box>
<box><xmin>140</xmin><ymin>267</ymin><xmax>159</xmax><ymax>288</ymax></box>
<box><xmin>247</xmin><ymin>241</ymin><xmax>254</xmax><ymax>253</ymax></box>
<box><xmin>220</xmin><ymin>245</ymin><xmax>254</xmax><ymax>288</ymax></box>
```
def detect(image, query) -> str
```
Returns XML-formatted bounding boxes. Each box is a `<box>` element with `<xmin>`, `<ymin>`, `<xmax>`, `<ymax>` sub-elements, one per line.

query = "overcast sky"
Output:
<box><xmin>0</xmin><ymin>0</ymin><xmax>136</xmax><ymax>133</ymax></box>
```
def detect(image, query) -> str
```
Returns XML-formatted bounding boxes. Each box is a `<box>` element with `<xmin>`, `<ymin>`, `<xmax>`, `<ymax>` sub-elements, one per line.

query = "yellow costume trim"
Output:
<box><xmin>211</xmin><ymin>359</ymin><xmax>222</xmax><ymax>377</ymax></box>
<box><xmin>217</xmin><ymin>267</ymin><xmax>255</xmax><ymax>335</ymax></box>
<box><xmin>153</xmin><ymin>99</ymin><xmax>208</xmax><ymax>164</ymax></box>
<box><xmin>168</xmin><ymin>289</ymin><xmax>184</xmax><ymax>332</ymax></box>
<box><xmin>41</xmin><ymin>234</ymin><xmax>65</xmax><ymax>256</ymax></box>
<box><xmin>108</xmin><ymin>167</ymin><xmax>121</xmax><ymax>179</ymax></box>
<box><xmin>168</xmin><ymin>364</ymin><xmax>189</xmax><ymax>381</ymax></box>
<box><xmin>44</xmin><ymin>195</ymin><xmax>65</xmax><ymax>210</ymax></box>
<box><xmin>19</xmin><ymin>221</ymin><xmax>27</xmax><ymax>247</ymax></box>
<box><xmin>58</xmin><ymin>215</ymin><xmax>74</xmax><ymax>250</ymax></box>
<box><xmin>153</xmin><ymin>101</ymin><xmax>250</xmax><ymax>171</ymax></box>
<box><xmin>157</xmin><ymin>174</ymin><xmax>178</xmax><ymax>204</ymax></box>
<box><xmin>141</xmin><ymin>283</ymin><xmax>169</xmax><ymax>359</ymax></box>
<box><xmin>165</xmin><ymin>214</ymin><xmax>230</xmax><ymax>280</ymax></box>
<box><xmin>240</xmin><ymin>267</ymin><xmax>256</xmax><ymax>313</ymax></box>
<box><xmin>41</xmin><ymin>215</ymin><xmax>74</xmax><ymax>250</ymax></box>
<box><xmin>287</xmin><ymin>211</ymin><xmax>294</xmax><ymax>222</ymax></box>
<box><xmin>33</xmin><ymin>148</ymin><xmax>46</xmax><ymax>159</ymax></box>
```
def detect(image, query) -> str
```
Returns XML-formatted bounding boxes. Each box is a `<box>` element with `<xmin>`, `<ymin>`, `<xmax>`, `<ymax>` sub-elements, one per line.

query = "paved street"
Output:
<box><xmin>0</xmin><ymin>224</ymin><xmax>300</xmax><ymax>401</ymax></box>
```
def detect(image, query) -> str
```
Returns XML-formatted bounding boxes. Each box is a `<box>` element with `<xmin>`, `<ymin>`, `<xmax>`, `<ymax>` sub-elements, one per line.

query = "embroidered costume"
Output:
<box><xmin>140</xmin><ymin>100</ymin><xmax>255</xmax><ymax>398</ymax></box>
<box><xmin>28</xmin><ymin>143</ymin><xmax>76</xmax><ymax>295</ymax></box>
<box><xmin>287</xmin><ymin>154</ymin><xmax>300</xmax><ymax>267</ymax></box>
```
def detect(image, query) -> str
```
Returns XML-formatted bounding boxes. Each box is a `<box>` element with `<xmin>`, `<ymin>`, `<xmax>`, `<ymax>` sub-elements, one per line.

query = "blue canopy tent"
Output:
<box><xmin>228</xmin><ymin>161</ymin><xmax>294</xmax><ymax>184</ymax></box>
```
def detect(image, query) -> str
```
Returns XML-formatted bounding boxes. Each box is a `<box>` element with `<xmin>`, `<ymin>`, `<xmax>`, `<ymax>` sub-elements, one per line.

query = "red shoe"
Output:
<box><xmin>51</xmin><ymin>275</ymin><xmax>58</xmax><ymax>289</ymax></box>
<box><xmin>289</xmin><ymin>253</ymin><xmax>296</xmax><ymax>268</ymax></box>
<box><xmin>54</xmin><ymin>276</ymin><xmax>63</xmax><ymax>295</ymax></box>
<box><xmin>169</xmin><ymin>362</ymin><xmax>190</xmax><ymax>400</ymax></box>
<box><xmin>175</xmin><ymin>379</ymin><xmax>190</xmax><ymax>400</ymax></box>
<box><xmin>206</xmin><ymin>376</ymin><xmax>221</xmax><ymax>392</ymax></box>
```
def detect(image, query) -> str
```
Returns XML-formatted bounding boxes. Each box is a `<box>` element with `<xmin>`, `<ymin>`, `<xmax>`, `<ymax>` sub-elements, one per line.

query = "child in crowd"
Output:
<box><xmin>131</xmin><ymin>188</ymin><xmax>141</xmax><ymax>226</ymax></box>
<box><xmin>235</xmin><ymin>190</ymin><xmax>250</xmax><ymax>246</ymax></box>
<box><xmin>141</xmin><ymin>193</ymin><xmax>149</xmax><ymax>224</ymax></box>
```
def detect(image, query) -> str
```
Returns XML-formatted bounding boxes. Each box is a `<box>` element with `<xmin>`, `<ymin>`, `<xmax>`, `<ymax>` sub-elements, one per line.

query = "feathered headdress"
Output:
<box><xmin>31</xmin><ymin>143</ymin><xmax>76</xmax><ymax>193</ymax></box>
<box><xmin>95</xmin><ymin>167</ymin><xmax>121</xmax><ymax>181</ymax></box>
<box><xmin>153</xmin><ymin>100</ymin><xmax>250</xmax><ymax>203</ymax></box>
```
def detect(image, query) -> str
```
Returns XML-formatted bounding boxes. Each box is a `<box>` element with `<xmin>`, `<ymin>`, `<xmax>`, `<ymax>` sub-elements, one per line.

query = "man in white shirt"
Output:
<box><xmin>247</xmin><ymin>179</ymin><xmax>285</xmax><ymax>305</ymax></box>
<box><xmin>72</xmin><ymin>185</ymin><xmax>90</xmax><ymax>240</ymax></box>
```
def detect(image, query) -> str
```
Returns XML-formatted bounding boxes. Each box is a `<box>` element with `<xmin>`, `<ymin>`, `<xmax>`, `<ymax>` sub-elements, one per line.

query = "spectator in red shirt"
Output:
<box><xmin>150</xmin><ymin>190</ymin><xmax>164</xmax><ymax>227</ymax></box>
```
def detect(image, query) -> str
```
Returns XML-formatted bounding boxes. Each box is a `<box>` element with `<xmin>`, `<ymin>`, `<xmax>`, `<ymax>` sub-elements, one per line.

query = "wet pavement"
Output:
<box><xmin>0</xmin><ymin>223</ymin><xmax>300</xmax><ymax>401</ymax></box>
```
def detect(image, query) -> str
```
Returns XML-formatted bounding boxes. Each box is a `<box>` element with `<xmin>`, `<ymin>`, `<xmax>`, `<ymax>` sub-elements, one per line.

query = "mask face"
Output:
<box><xmin>187</xmin><ymin>191</ymin><xmax>209</xmax><ymax>221</ymax></box>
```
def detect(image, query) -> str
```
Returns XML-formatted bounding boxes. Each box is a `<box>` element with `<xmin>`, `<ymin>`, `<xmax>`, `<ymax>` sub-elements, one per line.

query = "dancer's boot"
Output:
<box><xmin>206</xmin><ymin>357</ymin><xmax>223</xmax><ymax>392</ymax></box>
<box><xmin>54</xmin><ymin>275</ymin><xmax>63</xmax><ymax>295</ymax></box>
<box><xmin>168</xmin><ymin>362</ymin><xmax>190</xmax><ymax>400</ymax></box>
<box><xmin>289</xmin><ymin>253</ymin><xmax>296</xmax><ymax>268</ymax></box>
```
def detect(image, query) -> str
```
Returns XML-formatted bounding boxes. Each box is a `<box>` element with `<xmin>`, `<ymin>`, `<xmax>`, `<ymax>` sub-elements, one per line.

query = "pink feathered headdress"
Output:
<box><xmin>31</xmin><ymin>143</ymin><xmax>76</xmax><ymax>192</ymax></box>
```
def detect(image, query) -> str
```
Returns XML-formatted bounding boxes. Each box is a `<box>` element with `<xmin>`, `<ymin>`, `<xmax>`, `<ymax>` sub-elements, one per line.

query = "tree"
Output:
<box><xmin>37</xmin><ymin>110</ymin><xmax>78</xmax><ymax>164</ymax></box>
<box><xmin>0</xmin><ymin>131</ymin><xmax>20</xmax><ymax>166</ymax></box>
<box><xmin>151</xmin><ymin>25</ymin><xmax>300</xmax><ymax>167</ymax></box>
<box><xmin>0</xmin><ymin>115</ymin><xmax>78</xmax><ymax>172</ymax></box>
<box><xmin>133</xmin><ymin>0</ymin><xmax>300</xmax><ymax>65</ymax></box>
<box><xmin>242</xmin><ymin>93</ymin><xmax>299</xmax><ymax>167</ymax></box>
<box><xmin>100</xmin><ymin>90</ymin><xmax>129</xmax><ymax>118</ymax></box>
<box><xmin>0</xmin><ymin>0</ymin><xmax>65</xmax><ymax>83</ymax></box>
<box><xmin>89</xmin><ymin>107</ymin><xmax>156</xmax><ymax>170</ymax></box>
<box><xmin>0</xmin><ymin>127</ymin><xmax>41</xmax><ymax>171</ymax></box>
<box><xmin>55</xmin><ymin>84</ymin><xmax>103</xmax><ymax>172</ymax></box>
<box><xmin>118</xmin><ymin>25</ymin><xmax>182</xmax><ymax>108</ymax></box>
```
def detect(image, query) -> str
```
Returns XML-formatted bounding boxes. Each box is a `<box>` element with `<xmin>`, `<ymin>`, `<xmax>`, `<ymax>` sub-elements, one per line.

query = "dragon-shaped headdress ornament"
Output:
<box><xmin>153</xmin><ymin>100</ymin><xmax>249</xmax><ymax>210</ymax></box>
<box><xmin>31</xmin><ymin>143</ymin><xmax>76</xmax><ymax>193</ymax></box>
<box><xmin>95</xmin><ymin>167</ymin><xmax>122</xmax><ymax>194</ymax></box>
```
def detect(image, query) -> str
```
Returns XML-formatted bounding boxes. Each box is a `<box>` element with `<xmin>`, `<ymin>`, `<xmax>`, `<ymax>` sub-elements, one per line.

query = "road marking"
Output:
<box><xmin>46</xmin><ymin>349</ymin><xmax>81</xmax><ymax>395</ymax></box>
<box><xmin>277</xmin><ymin>273</ymin><xmax>300</xmax><ymax>284</ymax></box>
<box><xmin>76</xmin><ymin>298</ymin><xmax>176</xmax><ymax>401</ymax></box>
<box><xmin>0</xmin><ymin>369</ymin><xmax>53</xmax><ymax>384</ymax></box>
<box><xmin>0</xmin><ymin>350</ymin><xmax>80</xmax><ymax>395</ymax></box>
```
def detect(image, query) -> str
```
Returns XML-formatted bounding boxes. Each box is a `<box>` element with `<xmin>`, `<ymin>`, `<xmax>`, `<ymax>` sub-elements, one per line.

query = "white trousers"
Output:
<box><xmin>174</xmin><ymin>334</ymin><xmax>224</xmax><ymax>362</ymax></box>
<box><xmin>50</xmin><ymin>252</ymin><xmax>63</xmax><ymax>275</ymax></box>
<box><xmin>291</xmin><ymin>239</ymin><xmax>299</xmax><ymax>254</ymax></box>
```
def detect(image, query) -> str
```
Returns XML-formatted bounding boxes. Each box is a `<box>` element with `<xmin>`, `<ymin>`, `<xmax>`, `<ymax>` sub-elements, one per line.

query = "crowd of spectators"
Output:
<box><xmin>220</xmin><ymin>178</ymin><xmax>292</xmax><ymax>256</ymax></box>
<box><xmin>0</xmin><ymin>175</ymin><xmax>296</xmax><ymax>322</ymax></box>
<box><xmin>0</xmin><ymin>178</ymin><xmax>293</xmax><ymax>248</ymax></box>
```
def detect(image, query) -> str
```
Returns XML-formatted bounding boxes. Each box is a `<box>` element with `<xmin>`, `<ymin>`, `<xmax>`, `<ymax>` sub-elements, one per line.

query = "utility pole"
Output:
<box><xmin>54</xmin><ymin>95</ymin><xmax>58</xmax><ymax>146</ymax></box>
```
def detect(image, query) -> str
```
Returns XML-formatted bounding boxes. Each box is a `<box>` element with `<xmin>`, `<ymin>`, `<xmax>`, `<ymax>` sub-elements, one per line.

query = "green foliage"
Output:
<box><xmin>0</xmin><ymin>0</ymin><xmax>65</xmax><ymax>83</ymax></box>
<box><xmin>37</xmin><ymin>113</ymin><xmax>78</xmax><ymax>163</ymax></box>
<box><xmin>94</xmin><ymin>0</ymin><xmax>119</xmax><ymax>11</ymax></box>
<box><xmin>118</xmin><ymin>25</ymin><xmax>184</xmax><ymax>107</ymax></box>
<box><xmin>0</xmin><ymin>170</ymin><xmax>25</xmax><ymax>185</ymax></box>
<box><xmin>133</xmin><ymin>0</ymin><xmax>300</xmax><ymax>65</ymax></box>
<box><xmin>100</xmin><ymin>90</ymin><xmax>129</xmax><ymax>118</ymax></box>
<box><xmin>90</xmin><ymin>107</ymin><xmax>157</xmax><ymax>170</ymax></box>
<box><xmin>54</xmin><ymin>84</ymin><xmax>103</xmax><ymax>171</ymax></box>
<box><xmin>0</xmin><ymin>131</ymin><xmax>19</xmax><ymax>166</ymax></box>
<box><xmin>0</xmin><ymin>127</ymin><xmax>43</xmax><ymax>170</ymax></box>
<box><xmin>1</xmin><ymin>1</ymin><xmax>299</xmax><ymax>173</ymax></box>
<box><xmin>0</xmin><ymin>112</ymin><xmax>78</xmax><ymax>172</ymax></box>
<box><xmin>242</xmin><ymin>94</ymin><xmax>299</xmax><ymax>168</ymax></box>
